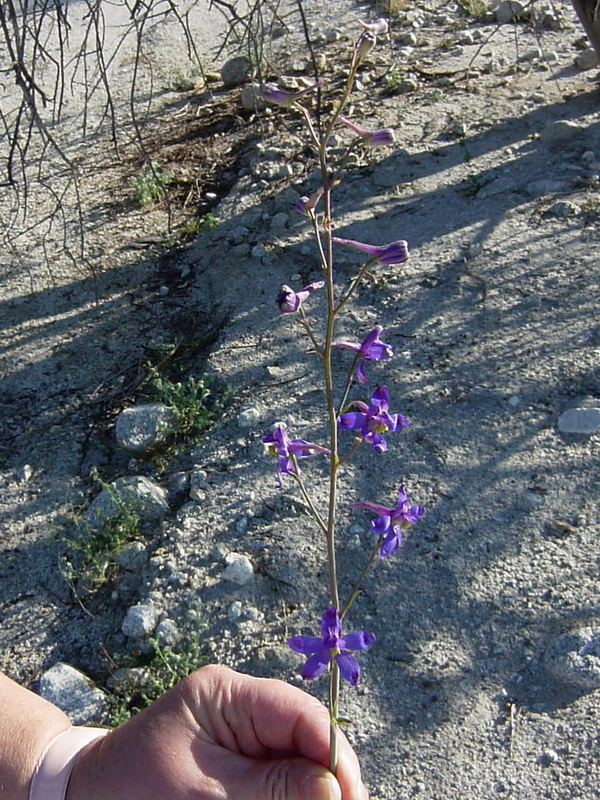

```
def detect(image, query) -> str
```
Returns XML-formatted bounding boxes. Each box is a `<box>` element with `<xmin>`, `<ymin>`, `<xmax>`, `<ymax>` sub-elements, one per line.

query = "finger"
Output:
<box><xmin>185</xmin><ymin>666</ymin><xmax>367</xmax><ymax>800</ymax></box>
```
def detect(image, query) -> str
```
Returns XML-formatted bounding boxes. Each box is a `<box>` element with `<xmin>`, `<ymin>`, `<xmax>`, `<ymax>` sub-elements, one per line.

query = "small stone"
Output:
<box><xmin>237</xmin><ymin>406</ymin><xmax>261</xmax><ymax>428</ymax></box>
<box><xmin>575</xmin><ymin>48</ymin><xmax>598</xmax><ymax>71</ymax></box>
<box><xmin>519</xmin><ymin>48</ymin><xmax>541</xmax><ymax>61</ymax></box>
<box><xmin>228</xmin><ymin>601</ymin><xmax>243</xmax><ymax>620</ymax></box>
<box><xmin>39</xmin><ymin>663</ymin><xmax>108</xmax><ymax>724</ymax></box>
<box><xmin>221</xmin><ymin>553</ymin><xmax>254</xmax><ymax>585</ymax></box>
<box><xmin>540</xmin><ymin>8</ymin><xmax>560</xmax><ymax>29</ymax></box>
<box><xmin>271</xmin><ymin>212</ymin><xmax>289</xmax><ymax>230</ymax></box>
<box><xmin>121</xmin><ymin>603</ymin><xmax>160</xmax><ymax>639</ymax></box>
<box><xmin>538</xmin><ymin>749</ymin><xmax>559</xmax><ymax>767</ymax></box>
<box><xmin>114</xmin><ymin>541</ymin><xmax>148</xmax><ymax>572</ymax></box>
<box><xmin>539</xmin><ymin>120</ymin><xmax>585</xmax><ymax>144</ymax></box>
<box><xmin>17</xmin><ymin>464</ymin><xmax>33</xmax><ymax>482</ymax></box>
<box><xmin>544</xmin><ymin>201</ymin><xmax>580</xmax><ymax>217</ymax></box>
<box><xmin>397</xmin><ymin>31</ymin><xmax>418</xmax><ymax>45</ymax></box>
<box><xmin>508</xmin><ymin>395</ymin><xmax>521</xmax><ymax>408</ymax></box>
<box><xmin>221</xmin><ymin>56</ymin><xmax>252</xmax><ymax>88</ymax></box>
<box><xmin>251</xmin><ymin>243</ymin><xmax>266</xmax><ymax>259</ymax></box>
<box><xmin>558</xmin><ymin>407</ymin><xmax>600</xmax><ymax>435</ymax></box>
<box><xmin>495</xmin><ymin>0</ymin><xmax>525</xmax><ymax>23</ymax></box>
<box><xmin>324</xmin><ymin>28</ymin><xmax>341</xmax><ymax>42</ymax></box>
<box><xmin>226</xmin><ymin>225</ymin><xmax>250</xmax><ymax>244</ymax></box>
<box><xmin>235</xmin><ymin>516</ymin><xmax>248</xmax><ymax>534</ymax></box>
<box><xmin>279</xmin><ymin>75</ymin><xmax>299</xmax><ymax>90</ymax></box>
<box><xmin>156</xmin><ymin>618</ymin><xmax>181</xmax><ymax>646</ymax></box>
<box><xmin>85</xmin><ymin>476</ymin><xmax>170</xmax><ymax>530</ymax></box>
<box><xmin>277</xmin><ymin>164</ymin><xmax>294</xmax><ymax>179</ymax></box>
<box><xmin>525</xmin><ymin>179</ymin><xmax>572</xmax><ymax>197</ymax></box>
<box><xmin>241</xmin><ymin>83</ymin><xmax>267</xmax><ymax>111</ymax></box>
<box><xmin>115</xmin><ymin>404</ymin><xmax>177</xmax><ymax>454</ymax></box>
<box><xmin>545</xmin><ymin>625</ymin><xmax>600</xmax><ymax>689</ymax></box>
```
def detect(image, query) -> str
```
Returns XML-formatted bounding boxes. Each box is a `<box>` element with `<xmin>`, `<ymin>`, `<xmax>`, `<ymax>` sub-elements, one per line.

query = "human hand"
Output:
<box><xmin>67</xmin><ymin>664</ymin><xmax>369</xmax><ymax>800</ymax></box>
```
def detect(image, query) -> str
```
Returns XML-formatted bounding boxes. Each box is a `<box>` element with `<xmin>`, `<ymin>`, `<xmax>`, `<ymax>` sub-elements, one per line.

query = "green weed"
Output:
<box><xmin>457</xmin><ymin>0</ymin><xmax>490</xmax><ymax>19</ymax></box>
<box><xmin>60</xmin><ymin>486</ymin><xmax>142</xmax><ymax>593</ymax></box>
<box><xmin>131</xmin><ymin>163</ymin><xmax>172</xmax><ymax>207</ymax></box>
<box><xmin>107</xmin><ymin>634</ymin><xmax>208</xmax><ymax>725</ymax></box>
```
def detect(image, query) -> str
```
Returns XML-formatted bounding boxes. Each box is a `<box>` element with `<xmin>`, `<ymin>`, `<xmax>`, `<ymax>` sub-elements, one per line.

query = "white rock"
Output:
<box><xmin>241</xmin><ymin>83</ymin><xmax>267</xmax><ymax>111</ymax></box>
<box><xmin>190</xmin><ymin>469</ymin><xmax>208</xmax><ymax>502</ymax></box>
<box><xmin>539</xmin><ymin>120</ymin><xmax>585</xmax><ymax>144</ymax></box>
<box><xmin>495</xmin><ymin>0</ymin><xmax>525</xmax><ymax>24</ymax></box>
<box><xmin>558</xmin><ymin>408</ymin><xmax>600</xmax><ymax>435</ymax></box>
<box><xmin>237</xmin><ymin>406</ymin><xmax>261</xmax><ymax>428</ymax></box>
<box><xmin>39</xmin><ymin>663</ymin><xmax>108</xmax><ymax>724</ymax></box>
<box><xmin>114</xmin><ymin>540</ymin><xmax>148</xmax><ymax>571</ymax></box>
<box><xmin>221</xmin><ymin>56</ymin><xmax>252</xmax><ymax>88</ymax></box>
<box><xmin>121</xmin><ymin>603</ymin><xmax>160</xmax><ymax>638</ymax></box>
<box><xmin>221</xmin><ymin>553</ymin><xmax>254</xmax><ymax>585</ymax></box>
<box><xmin>156</xmin><ymin>618</ymin><xmax>181</xmax><ymax>646</ymax></box>
<box><xmin>115</xmin><ymin>403</ymin><xmax>177</xmax><ymax>453</ymax></box>
<box><xmin>525</xmin><ymin>179</ymin><xmax>572</xmax><ymax>196</ymax></box>
<box><xmin>228</xmin><ymin>601</ymin><xmax>243</xmax><ymax>620</ymax></box>
<box><xmin>545</xmin><ymin>626</ymin><xmax>600</xmax><ymax>689</ymax></box>
<box><xmin>576</xmin><ymin>48</ymin><xmax>598</xmax><ymax>71</ymax></box>
<box><xmin>85</xmin><ymin>476</ymin><xmax>170</xmax><ymax>530</ymax></box>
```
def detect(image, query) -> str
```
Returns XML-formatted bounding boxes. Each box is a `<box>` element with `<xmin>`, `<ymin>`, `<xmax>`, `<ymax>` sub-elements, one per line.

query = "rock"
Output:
<box><xmin>85</xmin><ymin>476</ymin><xmax>170</xmax><ymax>530</ymax></box>
<box><xmin>477</xmin><ymin>176</ymin><xmax>516</xmax><ymax>199</ymax></box>
<box><xmin>121</xmin><ymin>603</ymin><xmax>160</xmax><ymax>638</ymax></box>
<box><xmin>495</xmin><ymin>0</ymin><xmax>525</xmax><ymax>24</ymax></box>
<box><xmin>545</xmin><ymin>625</ymin><xmax>600</xmax><ymax>689</ymax></box>
<box><xmin>156</xmin><ymin>618</ymin><xmax>181</xmax><ymax>646</ymax></box>
<box><xmin>251</xmin><ymin>243</ymin><xmax>266</xmax><ymax>259</ymax></box>
<box><xmin>237</xmin><ymin>405</ymin><xmax>261</xmax><ymax>428</ymax></box>
<box><xmin>525</xmin><ymin>179</ymin><xmax>572</xmax><ymax>197</ymax></box>
<box><xmin>221</xmin><ymin>553</ymin><xmax>254</xmax><ymax>585</ymax></box>
<box><xmin>241</xmin><ymin>83</ymin><xmax>267</xmax><ymax>112</ymax></box>
<box><xmin>226</xmin><ymin>225</ymin><xmax>250</xmax><ymax>244</ymax></box>
<box><xmin>220</xmin><ymin>56</ymin><xmax>252</xmax><ymax>88</ymax></box>
<box><xmin>519</xmin><ymin>48</ymin><xmax>541</xmax><ymax>62</ymax></box>
<box><xmin>189</xmin><ymin>469</ymin><xmax>208</xmax><ymax>502</ymax></box>
<box><xmin>39</xmin><ymin>663</ymin><xmax>108</xmax><ymax>724</ymax></box>
<box><xmin>116</xmin><ymin>404</ymin><xmax>177</xmax><ymax>454</ymax></box>
<box><xmin>538</xmin><ymin>120</ymin><xmax>585</xmax><ymax>144</ymax></box>
<box><xmin>114</xmin><ymin>540</ymin><xmax>148</xmax><ymax>571</ymax></box>
<box><xmin>540</xmin><ymin>8</ymin><xmax>561</xmax><ymax>29</ymax></box>
<box><xmin>576</xmin><ymin>48</ymin><xmax>598</xmax><ymax>71</ymax></box>
<box><xmin>165</xmin><ymin>471</ymin><xmax>190</xmax><ymax>507</ymax></box>
<box><xmin>270</xmin><ymin>212</ymin><xmax>289</xmax><ymax>230</ymax></box>
<box><xmin>558</xmin><ymin>407</ymin><xmax>600</xmax><ymax>435</ymax></box>
<box><xmin>16</xmin><ymin>463</ymin><xmax>33</xmax><ymax>482</ymax></box>
<box><xmin>544</xmin><ymin>201</ymin><xmax>580</xmax><ymax>217</ymax></box>
<box><xmin>228</xmin><ymin>600</ymin><xmax>243</xmax><ymax>620</ymax></box>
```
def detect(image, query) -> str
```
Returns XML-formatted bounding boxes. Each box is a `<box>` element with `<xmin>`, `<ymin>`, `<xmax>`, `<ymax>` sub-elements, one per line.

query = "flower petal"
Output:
<box><xmin>335</xmin><ymin>652</ymin><xmax>361</xmax><ymax>686</ymax></box>
<box><xmin>301</xmin><ymin>650</ymin><xmax>330</xmax><ymax>681</ymax></box>
<box><xmin>338</xmin><ymin>412</ymin><xmax>367</xmax><ymax>430</ymax></box>
<box><xmin>371</xmin><ymin>515</ymin><xmax>392</xmax><ymax>536</ymax></box>
<box><xmin>321</xmin><ymin>605</ymin><xmax>341</xmax><ymax>639</ymax></box>
<box><xmin>379</xmin><ymin>528</ymin><xmax>401</xmax><ymax>558</ymax></box>
<box><xmin>343</xmin><ymin>631</ymin><xmax>376</xmax><ymax>651</ymax></box>
<box><xmin>350</xmin><ymin>500</ymin><xmax>394</xmax><ymax>516</ymax></box>
<box><xmin>287</xmin><ymin>635</ymin><xmax>323</xmax><ymax>655</ymax></box>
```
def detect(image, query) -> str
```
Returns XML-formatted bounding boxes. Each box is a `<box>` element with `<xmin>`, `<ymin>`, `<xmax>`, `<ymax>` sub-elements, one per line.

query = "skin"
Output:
<box><xmin>1</xmin><ymin>665</ymin><xmax>368</xmax><ymax>800</ymax></box>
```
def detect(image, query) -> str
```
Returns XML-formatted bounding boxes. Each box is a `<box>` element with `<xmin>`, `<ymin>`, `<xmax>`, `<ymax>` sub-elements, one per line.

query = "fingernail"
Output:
<box><xmin>302</xmin><ymin>772</ymin><xmax>342</xmax><ymax>800</ymax></box>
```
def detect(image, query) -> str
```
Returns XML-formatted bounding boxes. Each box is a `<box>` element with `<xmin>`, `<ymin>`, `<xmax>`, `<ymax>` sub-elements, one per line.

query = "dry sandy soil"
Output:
<box><xmin>1</xmin><ymin>1</ymin><xmax>600</xmax><ymax>798</ymax></box>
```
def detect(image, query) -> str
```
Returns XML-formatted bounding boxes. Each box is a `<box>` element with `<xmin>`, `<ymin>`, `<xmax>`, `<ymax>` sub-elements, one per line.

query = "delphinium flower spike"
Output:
<box><xmin>332</xmin><ymin>325</ymin><xmax>393</xmax><ymax>384</ymax></box>
<box><xmin>351</xmin><ymin>483</ymin><xmax>425</xmax><ymax>558</ymax></box>
<box><xmin>338</xmin><ymin>385</ymin><xmax>407</xmax><ymax>453</ymax></box>
<box><xmin>288</xmin><ymin>605</ymin><xmax>375</xmax><ymax>686</ymax></box>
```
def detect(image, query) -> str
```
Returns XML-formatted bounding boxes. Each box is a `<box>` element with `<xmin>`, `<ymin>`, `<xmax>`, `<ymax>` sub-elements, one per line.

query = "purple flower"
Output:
<box><xmin>262</xmin><ymin>422</ymin><xmax>328</xmax><ymax>486</ymax></box>
<box><xmin>276</xmin><ymin>281</ymin><xmax>324</xmax><ymax>313</ymax></box>
<box><xmin>338</xmin><ymin>116</ymin><xmax>395</xmax><ymax>147</ymax></box>
<box><xmin>288</xmin><ymin>605</ymin><xmax>375</xmax><ymax>685</ymax></box>
<box><xmin>262</xmin><ymin>81</ymin><xmax>322</xmax><ymax>108</ymax></box>
<box><xmin>333</xmin><ymin>236</ymin><xmax>409</xmax><ymax>265</ymax></box>
<box><xmin>338</xmin><ymin>385</ymin><xmax>407</xmax><ymax>453</ymax></box>
<box><xmin>333</xmin><ymin>325</ymin><xmax>393</xmax><ymax>383</ymax></box>
<box><xmin>351</xmin><ymin>483</ymin><xmax>425</xmax><ymax>558</ymax></box>
<box><xmin>358</xmin><ymin>18</ymin><xmax>389</xmax><ymax>35</ymax></box>
<box><xmin>295</xmin><ymin>186</ymin><xmax>324</xmax><ymax>216</ymax></box>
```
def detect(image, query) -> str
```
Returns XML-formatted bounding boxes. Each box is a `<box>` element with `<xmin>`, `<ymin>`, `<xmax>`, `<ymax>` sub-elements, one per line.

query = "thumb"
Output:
<box><xmin>251</xmin><ymin>757</ymin><xmax>342</xmax><ymax>800</ymax></box>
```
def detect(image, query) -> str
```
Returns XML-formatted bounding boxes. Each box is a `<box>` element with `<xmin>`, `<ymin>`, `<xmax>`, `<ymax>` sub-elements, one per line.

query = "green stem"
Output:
<box><xmin>328</xmin><ymin>661</ymin><xmax>340</xmax><ymax>774</ymax></box>
<box><xmin>340</xmin><ymin>535</ymin><xmax>384</xmax><ymax>619</ymax></box>
<box><xmin>290</xmin><ymin>458</ymin><xmax>328</xmax><ymax>535</ymax></box>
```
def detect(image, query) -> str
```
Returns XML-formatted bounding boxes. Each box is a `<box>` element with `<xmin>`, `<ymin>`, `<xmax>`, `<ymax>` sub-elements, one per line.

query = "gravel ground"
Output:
<box><xmin>1</xmin><ymin>1</ymin><xmax>600</xmax><ymax>798</ymax></box>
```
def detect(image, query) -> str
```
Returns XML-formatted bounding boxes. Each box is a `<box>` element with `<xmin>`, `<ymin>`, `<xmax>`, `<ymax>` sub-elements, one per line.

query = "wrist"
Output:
<box><xmin>29</xmin><ymin>727</ymin><xmax>108</xmax><ymax>800</ymax></box>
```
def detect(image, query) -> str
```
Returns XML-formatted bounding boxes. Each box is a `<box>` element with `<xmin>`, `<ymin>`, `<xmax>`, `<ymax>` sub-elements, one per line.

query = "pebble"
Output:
<box><xmin>270</xmin><ymin>212</ymin><xmax>289</xmax><ymax>230</ymax></box>
<box><xmin>121</xmin><ymin>603</ymin><xmax>160</xmax><ymax>638</ymax></box>
<box><xmin>226</xmin><ymin>225</ymin><xmax>250</xmax><ymax>244</ymax></box>
<box><xmin>575</xmin><ymin>48</ymin><xmax>598</xmax><ymax>71</ymax></box>
<box><xmin>558</xmin><ymin>407</ymin><xmax>600</xmax><ymax>435</ymax></box>
<box><xmin>545</xmin><ymin>625</ymin><xmax>600</xmax><ymax>689</ymax></box>
<box><xmin>115</xmin><ymin>541</ymin><xmax>148</xmax><ymax>572</ymax></box>
<box><xmin>251</xmin><ymin>243</ymin><xmax>266</xmax><ymax>259</ymax></box>
<box><xmin>519</xmin><ymin>48</ymin><xmax>541</xmax><ymax>62</ymax></box>
<box><xmin>240</xmin><ymin>83</ymin><xmax>267</xmax><ymax>112</ymax></box>
<box><xmin>538</xmin><ymin>119</ymin><xmax>585</xmax><ymax>144</ymax></box>
<box><xmin>221</xmin><ymin>553</ymin><xmax>254</xmax><ymax>585</ymax></box>
<box><xmin>525</xmin><ymin>179</ymin><xmax>572</xmax><ymax>196</ymax></box>
<box><xmin>228</xmin><ymin>600</ymin><xmax>243</xmax><ymax>620</ymax></box>
<box><xmin>220</xmin><ymin>55</ymin><xmax>252</xmax><ymax>88</ymax></box>
<box><xmin>115</xmin><ymin>403</ymin><xmax>177</xmax><ymax>454</ymax></box>
<box><xmin>85</xmin><ymin>476</ymin><xmax>170</xmax><ymax>530</ymax></box>
<box><xmin>155</xmin><ymin>618</ymin><xmax>181</xmax><ymax>646</ymax></box>
<box><xmin>237</xmin><ymin>405</ymin><xmax>261</xmax><ymax>428</ymax></box>
<box><xmin>39</xmin><ymin>663</ymin><xmax>109</xmax><ymax>724</ymax></box>
<box><xmin>544</xmin><ymin>201</ymin><xmax>580</xmax><ymax>217</ymax></box>
<box><xmin>495</xmin><ymin>0</ymin><xmax>525</xmax><ymax>24</ymax></box>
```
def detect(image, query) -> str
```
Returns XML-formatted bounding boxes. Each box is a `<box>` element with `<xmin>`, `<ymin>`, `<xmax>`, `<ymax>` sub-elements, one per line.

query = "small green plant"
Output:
<box><xmin>130</xmin><ymin>162</ymin><xmax>172</xmax><ymax>207</ymax></box>
<box><xmin>60</xmin><ymin>487</ymin><xmax>142</xmax><ymax>593</ymax></box>
<box><xmin>457</xmin><ymin>0</ymin><xmax>489</xmax><ymax>20</ymax></box>
<box><xmin>107</xmin><ymin>634</ymin><xmax>208</xmax><ymax>725</ymax></box>
<box><xmin>175</xmin><ymin>212</ymin><xmax>219</xmax><ymax>243</ymax></box>
<box><xmin>164</xmin><ymin>65</ymin><xmax>200</xmax><ymax>92</ymax></box>
<box><xmin>383</xmin><ymin>68</ymin><xmax>403</xmax><ymax>94</ymax></box>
